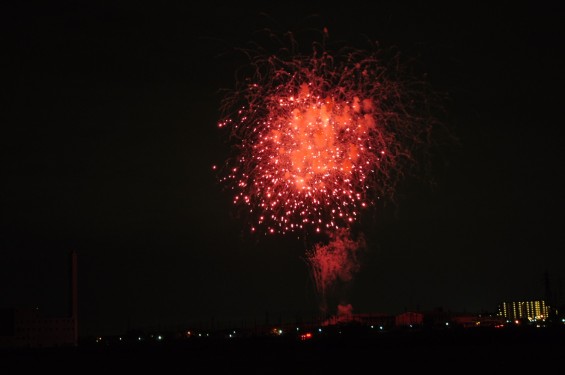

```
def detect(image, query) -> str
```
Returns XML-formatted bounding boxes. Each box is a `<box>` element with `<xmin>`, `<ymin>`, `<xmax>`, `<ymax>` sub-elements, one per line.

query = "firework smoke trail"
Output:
<box><xmin>216</xmin><ymin>31</ymin><xmax>440</xmax><ymax>318</ymax></box>
<box><xmin>305</xmin><ymin>228</ymin><xmax>366</xmax><ymax>316</ymax></box>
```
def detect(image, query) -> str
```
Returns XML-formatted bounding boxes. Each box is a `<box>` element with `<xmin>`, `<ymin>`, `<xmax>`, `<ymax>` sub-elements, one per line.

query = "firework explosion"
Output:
<box><xmin>217</xmin><ymin>39</ymin><xmax>434</xmax><ymax>236</ymax></box>
<box><xmin>216</xmin><ymin>32</ymin><xmax>439</xmax><ymax>318</ymax></box>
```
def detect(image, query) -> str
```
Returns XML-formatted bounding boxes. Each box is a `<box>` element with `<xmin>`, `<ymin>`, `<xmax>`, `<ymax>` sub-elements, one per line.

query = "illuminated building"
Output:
<box><xmin>497</xmin><ymin>300</ymin><xmax>549</xmax><ymax>322</ymax></box>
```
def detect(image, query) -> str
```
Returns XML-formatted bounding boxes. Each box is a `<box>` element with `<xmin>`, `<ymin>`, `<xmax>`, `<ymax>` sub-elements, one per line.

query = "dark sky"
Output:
<box><xmin>2</xmin><ymin>1</ymin><xmax>564</xmax><ymax>337</ymax></box>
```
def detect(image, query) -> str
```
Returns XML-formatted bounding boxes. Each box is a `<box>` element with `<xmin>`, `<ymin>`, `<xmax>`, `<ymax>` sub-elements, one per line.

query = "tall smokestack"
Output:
<box><xmin>70</xmin><ymin>250</ymin><xmax>78</xmax><ymax>346</ymax></box>
<box><xmin>544</xmin><ymin>269</ymin><xmax>553</xmax><ymax>306</ymax></box>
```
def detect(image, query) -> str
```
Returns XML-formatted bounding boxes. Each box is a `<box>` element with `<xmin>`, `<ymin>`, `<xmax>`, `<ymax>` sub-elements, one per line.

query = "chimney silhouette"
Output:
<box><xmin>70</xmin><ymin>250</ymin><xmax>78</xmax><ymax>346</ymax></box>
<box><xmin>544</xmin><ymin>269</ymin><xmax>553</xmax><ymax>306</ymax></box>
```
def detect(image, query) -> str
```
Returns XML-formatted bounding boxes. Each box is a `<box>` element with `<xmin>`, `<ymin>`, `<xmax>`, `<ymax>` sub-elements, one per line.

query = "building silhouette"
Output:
<box><xmin>0</xmin><ymin>250</ymin><xmax>78</xmax><ymax>348</ymax></box>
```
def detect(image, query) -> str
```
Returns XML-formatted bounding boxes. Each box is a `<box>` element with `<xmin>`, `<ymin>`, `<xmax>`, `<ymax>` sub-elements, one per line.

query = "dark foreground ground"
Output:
<box><xmin>2</xmin><ymin>327</ymin><xmax>564</xmax><ymax>374</ymax></box>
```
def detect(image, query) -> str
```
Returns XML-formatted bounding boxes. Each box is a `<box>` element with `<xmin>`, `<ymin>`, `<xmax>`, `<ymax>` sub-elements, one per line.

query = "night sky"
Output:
<box><xmin>2</xmin><ymin>1</ymin><xmax>564</xmax><ymax>337</ymax></box>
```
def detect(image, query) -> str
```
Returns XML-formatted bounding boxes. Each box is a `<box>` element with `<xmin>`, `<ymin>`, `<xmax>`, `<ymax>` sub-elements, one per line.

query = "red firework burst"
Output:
<box><xmin>216</xmin><ymin>34</ymin><xmax>437</xmax><ymax>236</ymax></box>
